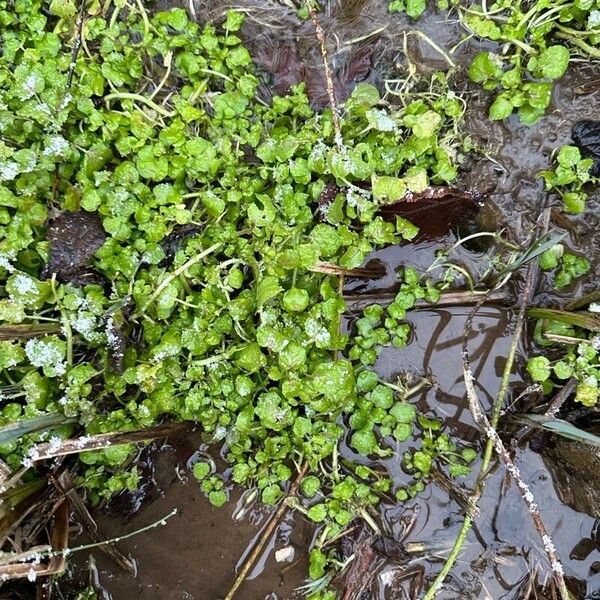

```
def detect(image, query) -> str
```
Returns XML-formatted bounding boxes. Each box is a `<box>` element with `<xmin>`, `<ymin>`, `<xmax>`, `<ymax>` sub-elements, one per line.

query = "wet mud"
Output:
<box><xmin>65</xmin><ymin>1</ymin><xmax>600</xmax><ymax>599</ymax></box>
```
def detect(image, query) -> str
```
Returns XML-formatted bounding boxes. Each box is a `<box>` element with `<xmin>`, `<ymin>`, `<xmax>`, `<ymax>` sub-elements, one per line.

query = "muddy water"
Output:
<box><xmin>67</xmin><ymin>1</ymin><xmax>600</xmax><ymax>599</ymax></box>
<box><xmin>67</xmin><ymin>434</ymin><xmax>310</xmax><ymax>599</ymax></box>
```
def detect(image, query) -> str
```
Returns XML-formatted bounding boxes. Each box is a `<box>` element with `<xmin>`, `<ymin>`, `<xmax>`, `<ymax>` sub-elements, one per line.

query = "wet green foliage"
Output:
<box><xmin>528</xmin><ymin>301</ymin><xmax>600</xmax><ymax>407</ymax></box>
<box><xmin>389</xmin><ymin>0</ymin><xmax>428</xmax><ymax>18</ymax></box>
<box><xmin>0</xmin><ymin>0</ymin><xmax>477</xmax><ymax>555</ymax></box>
<box><xmin>528</xmin><ymin>337</ymin><xmax>600</xmax><ymax>406</ymax></box>
<box><xmin>349</xmin><ymin>267</ymin><xmax>439</xmax><ymax>365</ymax></box>
<box><xmin>538</xmin><ymin>243</ymin><xmax>591</xmax><ymax>288</ymax></box>
<box><xmin>540</xmin><ymin>145</ymin><xmax>599</xmax><ymax>213</ymax></box>
<box><xmin>463</xmin><ymin>0</ymin><xmax>600</xmax><ymax>123</ymax></box>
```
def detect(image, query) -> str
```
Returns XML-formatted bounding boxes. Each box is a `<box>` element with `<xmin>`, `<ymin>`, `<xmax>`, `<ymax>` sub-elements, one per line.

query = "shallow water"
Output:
<box><xmin>63</xmin><ymin>1</ymin><xmax>600</xmax><ymax>599</ymax></box>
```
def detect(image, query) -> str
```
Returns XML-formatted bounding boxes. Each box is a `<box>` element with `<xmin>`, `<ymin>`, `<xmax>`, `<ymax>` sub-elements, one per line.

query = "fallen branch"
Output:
<box><xmin>30</xmin><ymin>422</ymin><xmax>193</xmax><ymax>461</ymax></box>
<box><xmin>310</xmin><ymin>261</ymin><xmax>382</xmax><ymax>278</ymax></box>
<box><xmin>0</xmin><ymin>324</ymin><xmax>62</xmax><ymax>341</ymax></box>
<box><xmin>422</xmin><ymin>211</ymin><xmax>569</xmax><ymax>599</ymax></box>
<box><xmin>224</xmin><ymin>464</ymin><xmax>309</xmax><ymax>600</ymax></box>
<box><xmin>344</xmin><ymin>288</ymin><xmax>512</xmax><ymax>313</ymax></box>
<box><xmin>421</xmin><ymin>207</ymin><xmax>554</xmax><ymax>600</ymax></box>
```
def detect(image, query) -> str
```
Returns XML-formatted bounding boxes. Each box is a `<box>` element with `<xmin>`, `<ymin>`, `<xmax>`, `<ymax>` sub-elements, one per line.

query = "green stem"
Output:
<box><xmin>508</xmin><ymin>37</ymin><xmax>536</xmax><ymax>55</ymax></box>
<box><xmin>133</xmin><ymin>0</ymin><xmax>150</xmax><ymax>35</ymax></box>
<box><xmin>556</xmin><ymin>31</ymin><xmax>600</xmax><ymax>58</ymax></box>
<box><xmin>63</xmin><ymin>316</ymin><xmax>73</xmax><ymax>368</ymax></box>
<box><xmin>104</xmin><ymin>92</ymin><xmax>175</xmax><ymax>117</ymax></box>
<box><xmin>133</xmin><ymin>243</ymin><xmax>221</xmax><ymax>318</ymax></box>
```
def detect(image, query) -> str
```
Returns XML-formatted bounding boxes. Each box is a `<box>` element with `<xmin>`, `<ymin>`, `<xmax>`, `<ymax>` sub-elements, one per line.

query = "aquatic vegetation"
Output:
<box><xmin>528</xmin><ymin>336</ymin><xmax>600</xmax><ymax>406</ymax></box>
<box><xmin>0</xmin><ymin>0</ymin><xmax>480</xmax><ymax>579</ymax></box>
<box><xmin>540</xmin><ymin>144</ymin><xmax>600</xmax><ymax>213</ymax></box>
<box><xmin>462</xmin><ymin>0</ymin><xmax>600</xmax><ymax>123</ymax></box>
<box><xmin>538</xmin><ymin>243</ymin><xmax>591</xmax><ymax>288</ymax></box>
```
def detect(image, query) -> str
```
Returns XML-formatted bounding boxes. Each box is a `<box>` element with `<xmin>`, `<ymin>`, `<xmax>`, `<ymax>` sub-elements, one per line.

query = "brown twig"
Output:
<box><xmin>460</xmin><ymin>262</ymin><xmax>569</xmax><ymax>599</ymax></box>
<box><xmin>544</xmin><ymin>378</ymin><xmax>577</xmax><ymax>417</ymax></box>
<box><xmin>464</xmin><ymin>369</ymin><xmax>569</xmax><ymax>599</ymax></box>
<box><xmin>0</xmin><ymin>324</ymin><xmax>62</xmax><ymax>341</ymax></box>
<box><xmin>31</xmin><ymin>422</ymin><xmax>193</xmax><ymax>461</ymax></box>
<box><xmin>224</xmin><ymin>464</ymin><xmax>309</xmax><ymax>600</ymax></box>
<box><xmin>304</xmin><ymin>1</ymin><xmax>342</xmax><ymax>144</ymax></box>
<box><xmin>0</xmin><ymin>499</ymin><xmax>69</xmax><ymax>582</ymax></box>
<box><xmin>344</xmin><ymin>288</ymin><xmax>512</xmax><ymax>313</ymax></box>
<box><xmin>66</xmin><ymin>0</ymin><xmax>86</xmax><ymax>90</ymax></box>
<box><xmin>310</xmin><ymin>261</ymin><xmax>381</xmax><ymax>278</ymax></box>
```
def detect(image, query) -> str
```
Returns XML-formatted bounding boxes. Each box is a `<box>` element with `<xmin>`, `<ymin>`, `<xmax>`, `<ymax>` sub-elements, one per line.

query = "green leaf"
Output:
<box><xmin>372</xmin><ymin>175</ymin><xmax>406</xmax><ymax>201</ymax></box>
<box><xmin>256</xmin><ymin>276</ymin><xmax>282</xmax><ymax>307</ymax></box>
<box><xmin>489</xmin><ymin>94</ymin><xmax>514</xmax><ymax>121</ymax></box>
<box><xmin>395</xmin><ymin>217</ymin><xmax>419</xmax><ymax>240</ymax></box>
<box><xmin>49</xmin><ymin>0</ymin><xmax>77</xmax><ymax>18</ymax></box>
<box><xmin>406</xmin><ymin>0</ymin><xmax>426</xmax><ymax>18</ymax></box>
<box><xmin>192</xmin><ymin>462</ymin><xmax>211</xmax><ymax>480</ymax></box>
<box><xmin>282</xmin><ymin>288</ymin><xmax>310</xmax><ymax>312</ymax></box>
<box><xmin>468</xmin><ymin>52</ymin><xmax>502</xmax><ymax>83</ymax></box>
<box><xmin>404</xmin><ymin>167</ymin><xmax>429</xmax><ymax>192</ymax></box>
<box><xmin>407</xmin><ymin>110</ymin><xmax>441</xmax><ymax>138</ymax></box>
<box><xmin>521</xmin><ymin>414</ymin><xmax>600</xmax><ymax>442</ymax></box>
<box><xmin>262</xmin><ymin>484</ymin><xmax>283</xmax><ymax>505</ymax></box>
<box><xmin>349</xmin><ymin>83</ymin><xmax>380</xmax><ymax>107</ymax></box>
<box><xmin>300</xmin><ymin>475</ymin><xmax>321</xmax><ymax>498</ymax></box>
<box><xmin>449</xmin><ymin>464</ymin><xmax>471</xmax><ymax>478</ymax></box>
<box><xmin>393</xmin><ymin>423</ymin><xmax>412</xmax><ymax>442</ymax></box>
<box><xmin>209</xmin><ymin>490</ymin><xmax>228</xmax><ymax>507</ymax></box>
<box><xmin>557</xmin><ymin>145</ymin><xmax>581</xmax><ymax>168</ymax></box>
<box><xmin>413</xmin><ymin>450</ymin><xmax>431</xmax><ymax>475</ymax></box>
<box><xmin>351</xmin><ymin>428</ymin><xmax>378</xmax><ymax>455</ymax></box>
<box><xmin>224</xmin><ymin>10</ymin><xmax>245</xmax><ymax>31</ymax></box>
<box><xmin>0</xmin><ymin>413</ymin><xmax>73</xmax><ymax>445</ymax></box>
<box><xmin>307</xmin><ymin>503</ymin><xmax>328</xmax><ymax>522</ymax></box>
<box><xmin>527</xmin><ymin>356</ymin><xmax>551</xmax><ymax>382</ymax></box>
<box><xmin>538</xmin><ymin>244</ymin><xmax>563</xmax><ymax>270</ymax></box>
<box><xmin>535</xmin><ymin>45</ymin><xmax>570</xmax><ymax>79</ymax></box>
<box><xmin>389</xmin><ymin>401</ymin><xmax>416</xmax><ymax>423</ymax></box>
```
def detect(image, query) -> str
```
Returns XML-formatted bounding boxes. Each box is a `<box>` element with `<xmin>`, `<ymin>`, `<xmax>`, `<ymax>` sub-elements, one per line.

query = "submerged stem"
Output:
<box><xmin>224</xmin><ymin>464</ymin><xmax>309</xmax><ymax>600</ymax></box>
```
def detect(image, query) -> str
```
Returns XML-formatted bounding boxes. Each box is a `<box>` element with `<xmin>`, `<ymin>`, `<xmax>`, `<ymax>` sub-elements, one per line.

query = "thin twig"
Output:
<box><xmin>544</xmin><ymin>378</ymin><xmax>577</xmax><ymax>417</ymax></box>
<box><xmin>52</xmin><ymin>473</ymin><xmax>136</xmax><ymax>573</ymax></box>
<box><xmin>310</xmin><ymin>262</ymin><xmax>381</xmax><ymax>278</ymax></box>
<box><xmin>421</xmin><ymin>206</ymin><xmax>553</xmax><ymax>600</ymax></box>
<box><xmin>304</xmin><ymin>1</ymin><xmax>342</xmax><ymax>145</ymax></box>
<box><xmin>344</xmin><ymin>288</ymin><xmax>512</xmax><ymax>313</ymax></box>
<box><xmin>224</xmin><ymin>464</ymin><xmax>309</xmax><ymax>600</ymax></box>
<box><xmin>462</xmin><ymin>365</ymin><xmax>569</xmax><ymax>600</ymax></box>
<box><xmin>0</xmin><ymin>500</ymin><xmax>69</xmax><ymax>581</ymax></box>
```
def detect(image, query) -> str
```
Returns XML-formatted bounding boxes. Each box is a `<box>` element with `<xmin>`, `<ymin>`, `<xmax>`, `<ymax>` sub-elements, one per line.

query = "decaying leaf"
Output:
<box><xmin>378</xmin><ymin>186</ymin><xmax>484</xmax><ymax>240</ymax></box>
<box><xmin>251</xmin><ymin>36</ymin><xmax>375</xmax><ymax>107</ymax></box>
